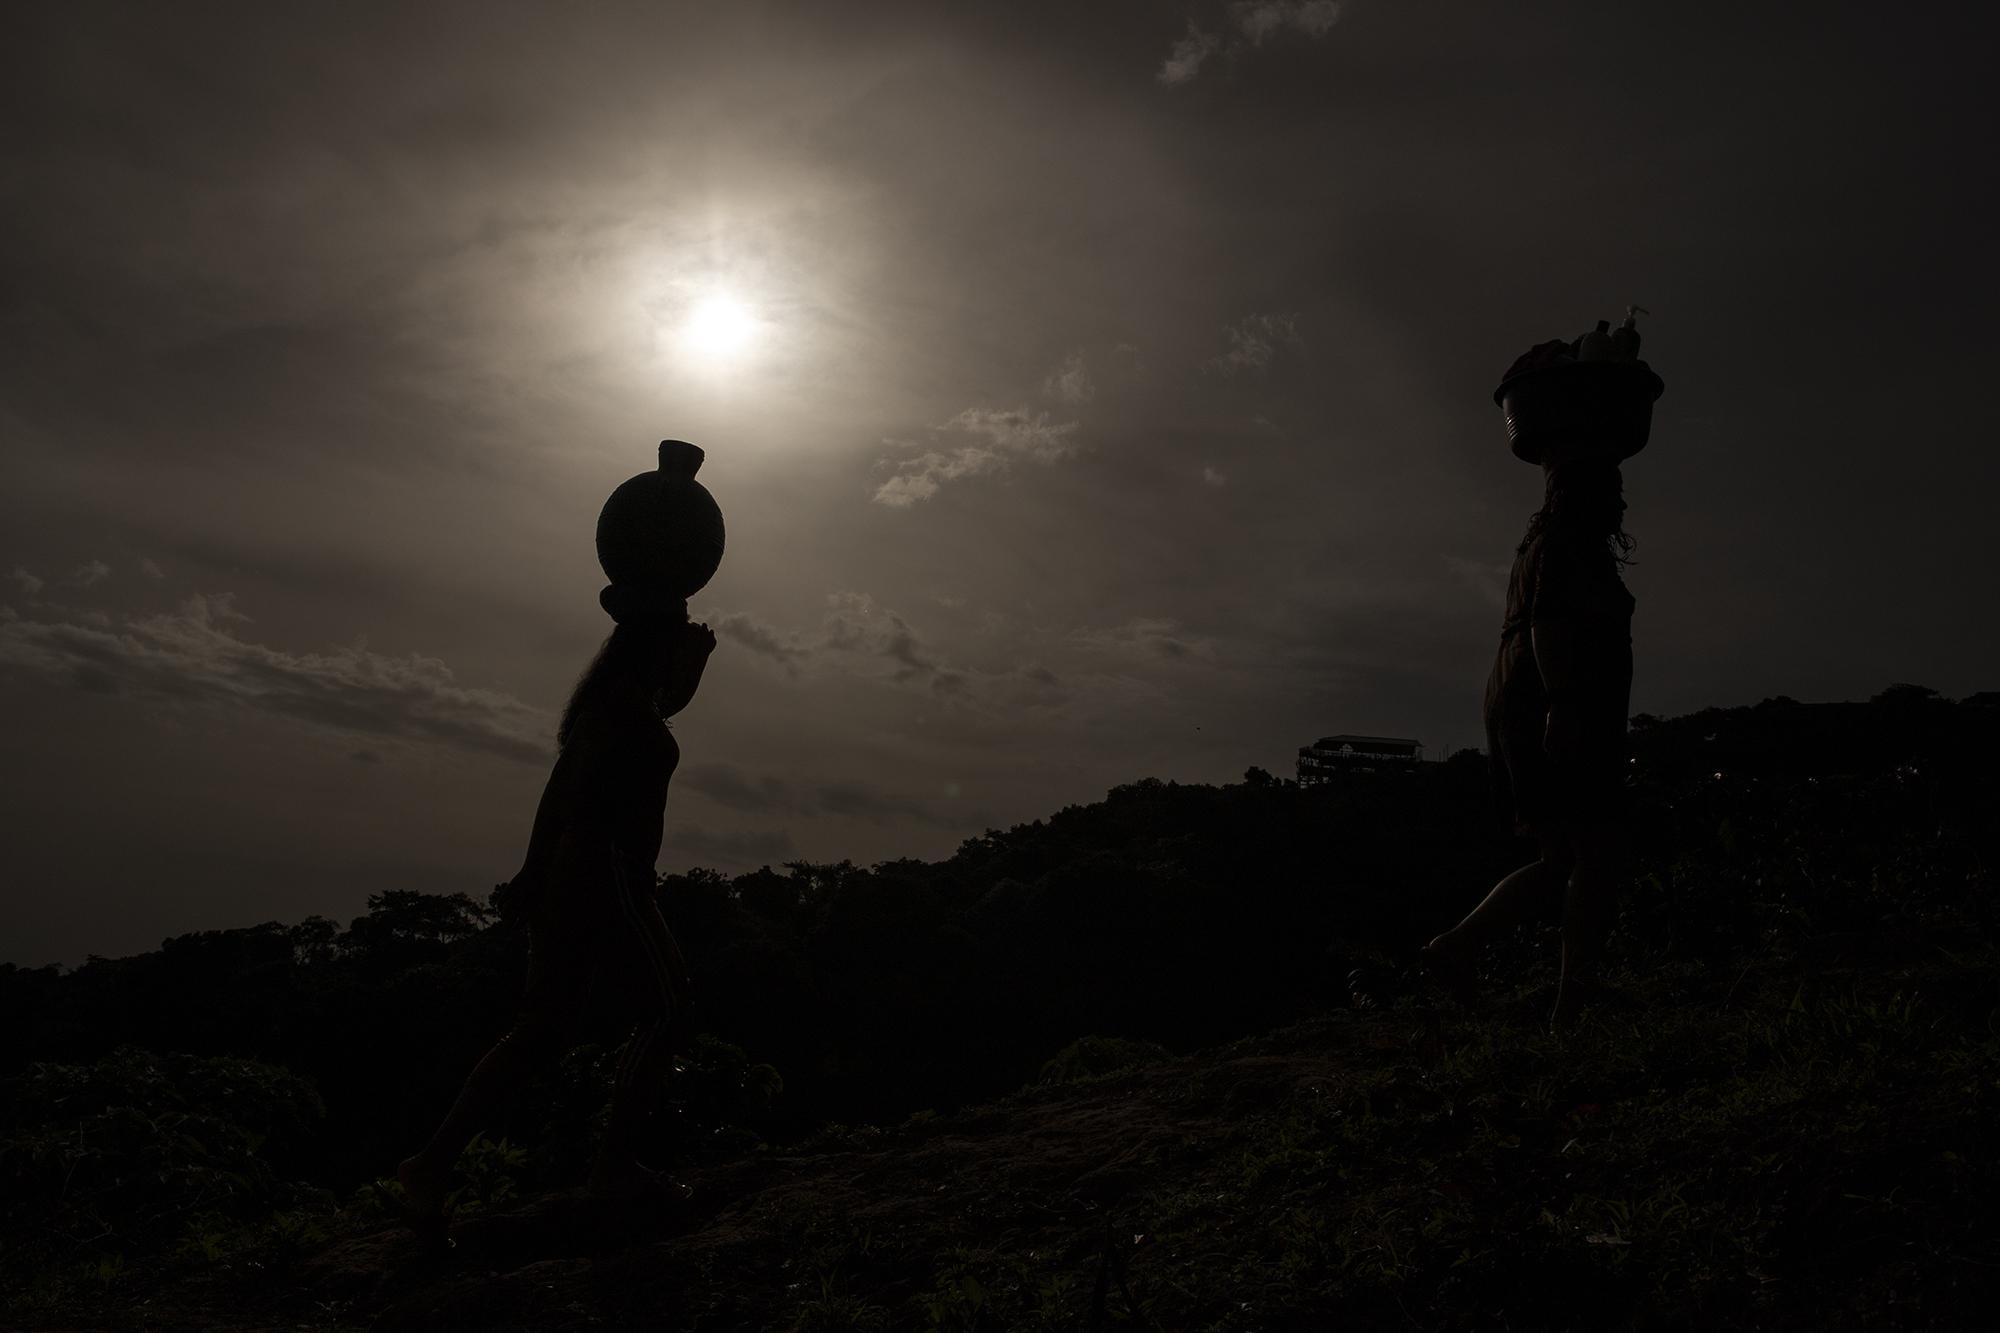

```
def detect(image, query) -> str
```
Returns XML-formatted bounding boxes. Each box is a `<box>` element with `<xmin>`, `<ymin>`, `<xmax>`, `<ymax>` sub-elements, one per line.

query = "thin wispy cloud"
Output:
<box><xmin>8</xmin><ymin>567</ymin><xmax>44</xmax><ymax>599</ymax></box>
<box><xmin>873</xmin><ymin>407</ymin><xmax>1079</xmax><ymax>507</ymax></box>
<box><xmin>680</xmin><ymin>761</ymin><xmax>969</xmax><ymax>829</ymax></box>
<box><xmin>663</xmin><ymin>824</ymin><xmax>797</xmax><ymax>867</ymax></box>
<box><xmin>718</xmin><ymin>592</ymin><xmax>964</xmax><ymax>696</ymax></box>
<box><xmin>69</xmin><ymin>560</ymin><xmax>112</xmax><ymax>589</ymax></box>
<box><xmin>1235</xmin><ymin>0</ymin><xmax>1342</xmax><ymax>44</ymax></box>
<box><xmin>707</xmin><ymin>592</ymin><xmax>1071</xmax><ymax>710</ymax></box>
<box><xmin>1157</xmin><ymin>1</ymin><xmax>1343</xmax><ymax>87</ymax></box>
<box><xmin>821</xmin><ymin>591</ymin><xmax>940</xmax><ymax>683</ymax></box>
<box><xmin>1158</xmin><ymin>28</ymin><xmax>1221</xmax><ymax>87</ymax></box>
<box><xmin>1207</xmin><ymin>313</ymin><xmax>1303</xmax><ymax>376</ymax></box>
<box><xmin>0</xmin><ymin>593</ymin><xmax>550</xmax><ymax>763</ymax></box>
<box><xmin>1073</xmin><ymin>616</ymin><xmax>1218</xmax><ymax>663</ymax></box>
<box><xmin>1043</xmin><ymin>349</ymin><xmax>1095</xmax><ymax>404</ymax></box>
<box><xmin>712</xmin><ymin>611</ymin><xmax>811</xmax><ymax>671</ymax></box>
<box><xmin>708</xmin><ymin>592</ymin><xmax>943</xmax><ymax>684</ymax></box>
<box><xmin>1444</xmin><ymin>556</ymin><xmax>1512</xmax><ymax>611</ymax></box>
<box><xmin>1202</xmin><ymin>466</ymin><xmax>1229</xmax><ymax>487</ymax></box>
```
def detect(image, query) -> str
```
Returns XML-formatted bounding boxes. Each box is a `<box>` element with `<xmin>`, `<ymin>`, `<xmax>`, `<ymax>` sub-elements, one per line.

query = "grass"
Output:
<box><xmin>10</xmin><ymin>755</ymin><xmax>1997</xmax><ymax>1330</ymax></box>
<box><xmin>18</xmin><ymin>930</ymin><xmax>2000</xmax><ymax>1330</ymax></box>
<box><xmin>1081</xmin><ymin>938</ymin><xmax>2000</xmax><ymax>1330</ymax></box>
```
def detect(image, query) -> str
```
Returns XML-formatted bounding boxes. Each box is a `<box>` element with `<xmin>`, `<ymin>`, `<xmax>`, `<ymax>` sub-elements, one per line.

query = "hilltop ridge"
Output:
<box><xmin>5</xmin><ymin>686</ymin><xmax>1998</xmax><ymax>1328</ymax></box>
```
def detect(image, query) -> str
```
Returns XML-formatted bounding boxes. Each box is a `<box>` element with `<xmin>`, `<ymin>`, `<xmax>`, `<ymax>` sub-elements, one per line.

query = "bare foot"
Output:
<box><xmin>1420</xmin><ymin>933</ymin><xmax>1478</xmax><ymax>1003</ymax></box>
<box><xmin>397</xmin><ymin>1154</ymin><xmax>453</xmax><ymax>1240</ymax></box>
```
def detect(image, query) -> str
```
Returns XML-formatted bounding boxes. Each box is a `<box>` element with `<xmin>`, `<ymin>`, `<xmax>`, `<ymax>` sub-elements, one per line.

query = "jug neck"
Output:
<box><xmin>658</xmin><ymin>439</ymin><xmax>704</xmax><ymax>479</ymax></box>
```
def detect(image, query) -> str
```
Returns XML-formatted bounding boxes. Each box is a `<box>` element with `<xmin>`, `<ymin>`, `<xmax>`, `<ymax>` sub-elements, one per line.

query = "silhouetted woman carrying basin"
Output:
<box><xmin>1423</xmin><ymin>319</ymin><xmax>1662</xmax><ymax>1026</ymax></box>
<box><xmin>399</xmin><ymin>440</ymin><xmax>725</xmax><ymax>1233</ymax></box>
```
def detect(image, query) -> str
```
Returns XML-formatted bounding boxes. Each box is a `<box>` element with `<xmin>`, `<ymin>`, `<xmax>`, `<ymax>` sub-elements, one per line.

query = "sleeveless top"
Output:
<box><xmin>1499</xmin><ymin>526</ymin><xmax>1634</xmax><ymax>643</ymax></box>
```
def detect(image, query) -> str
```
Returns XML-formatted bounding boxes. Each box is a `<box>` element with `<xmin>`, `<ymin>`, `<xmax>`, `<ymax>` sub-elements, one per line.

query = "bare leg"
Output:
<box><xmin>589</xmin><ymin>859</ymin><xmax>694</xmax><ymax>1197</ymax></box>
<box><xmin>400</xmin><ymin>1012</ymin><xmax>565</xmax><ymax>1221</ymax></box>
<box><xmin>1549</xmin><ymin>821</ymin><xmax>1627</xmax><ymax>1026</ymax></box>
<box><xmin>400</xmin><ymin>928</ymin><xmax>567</xmax><ymax>1222</ymax></box>
<box><xmin>590</xmin><ymin>1019</ymin><xmax>676</xmax><ymax>1198</ymax></box>
<box><xmin>1424</xmin><ymin>832</ymin><xmax>1573</xmax><ymax>996</ymax></box>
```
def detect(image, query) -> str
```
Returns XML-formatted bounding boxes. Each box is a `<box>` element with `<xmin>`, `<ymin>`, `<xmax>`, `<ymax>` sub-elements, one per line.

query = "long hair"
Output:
<box><xmin>558</xmin><ymin>624</ymin><xmax>657</xmax><ymax>750</ymax></box>
<box><xmin>1518</xmin><ymin>461</ymin><xmax>1637</xmax><ymax>566</ymax></box>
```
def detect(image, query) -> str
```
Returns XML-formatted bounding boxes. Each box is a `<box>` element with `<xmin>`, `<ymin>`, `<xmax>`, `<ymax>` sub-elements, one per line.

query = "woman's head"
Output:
<box><xmin>599</xmin><ymin>583</ymin><xmax>688</xmax><ymax>629</ymax></box>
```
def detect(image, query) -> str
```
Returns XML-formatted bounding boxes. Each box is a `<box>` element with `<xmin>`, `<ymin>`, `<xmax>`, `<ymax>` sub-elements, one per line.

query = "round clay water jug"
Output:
<box><xmin>595</xmin><ymin>440</ymin><xmax>726</xmax><ymax>599</ymax></box>
<box><xmin>1494</xmin><ymin>360</ymin><xmax>1665</xmax><ymax>467</ymax></box>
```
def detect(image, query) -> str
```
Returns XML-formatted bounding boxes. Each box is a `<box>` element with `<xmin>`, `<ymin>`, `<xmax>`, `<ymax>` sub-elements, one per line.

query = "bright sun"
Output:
<box><xmin>679</xmin><ymin>292</ymin><xmax>759</xmax><ymax>365</ymax></box>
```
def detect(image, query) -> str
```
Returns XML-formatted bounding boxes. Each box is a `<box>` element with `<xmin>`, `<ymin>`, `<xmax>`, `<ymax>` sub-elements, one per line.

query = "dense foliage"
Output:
<box><xmin>3</xmin><ymin>686</ymin><xmax>1996</xmax><ymax>1327</ymax></box>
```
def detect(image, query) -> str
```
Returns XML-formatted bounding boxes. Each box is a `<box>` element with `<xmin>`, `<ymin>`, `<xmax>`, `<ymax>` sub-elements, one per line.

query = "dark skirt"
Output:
<box><xmin>1484</xmin><ymin>634</ymin><xmax>1632</xmax><ymax>834</ymax></box>
<box><xmin>514</xmin><ymin>861</ymin><xmax>683</xmax><ymax>1039</ymax></box>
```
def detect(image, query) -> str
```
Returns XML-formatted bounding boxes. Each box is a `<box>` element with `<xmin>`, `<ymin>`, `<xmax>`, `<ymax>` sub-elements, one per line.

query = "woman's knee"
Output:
<box><xmin>505</xmin><ymin>1008</ymin><xmax>571</xmax><ymax>1059</ymax></box>
<box><xmin>1535</xmin><ymin>838</ymin><xmax>1577</xmax><ymax>876</ymax></box>
<box><xmin>1570</xmin><ymin>824</ymin><xmax>1629</xmax><ymax>876</ymax></box>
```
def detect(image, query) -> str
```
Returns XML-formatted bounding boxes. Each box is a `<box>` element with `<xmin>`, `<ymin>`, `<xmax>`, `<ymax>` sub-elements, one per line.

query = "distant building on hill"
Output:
<box><xmin>1296</xmin><ymin>734</ymin><xmax>1425</xmax><ymax>784</ymax></box>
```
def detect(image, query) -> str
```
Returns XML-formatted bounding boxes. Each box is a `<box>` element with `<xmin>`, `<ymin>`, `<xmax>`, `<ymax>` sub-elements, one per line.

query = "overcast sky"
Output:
<box><xmin>4</xmin><ymin>1</ymin><xmax>1994</xmax><ymax>964</ymax></box>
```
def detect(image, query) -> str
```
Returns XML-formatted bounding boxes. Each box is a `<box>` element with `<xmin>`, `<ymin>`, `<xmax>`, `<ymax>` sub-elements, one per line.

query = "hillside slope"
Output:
<box><xmin>24</xmin><ymin>926</ymin><xmax>2000</xmax><ymax>1332</ymax></box>
<box><xmin>8</xmin><ymin>688</ymin><xmax>1999</xmax><ymax>1329</ymax></box>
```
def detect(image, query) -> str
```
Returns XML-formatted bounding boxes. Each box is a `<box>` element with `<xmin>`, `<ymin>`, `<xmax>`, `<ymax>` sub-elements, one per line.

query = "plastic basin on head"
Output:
<box><xmin>1494</xmin><ymin>361</ymin><xmax>1666</xmax><ymax>466</ymax></box>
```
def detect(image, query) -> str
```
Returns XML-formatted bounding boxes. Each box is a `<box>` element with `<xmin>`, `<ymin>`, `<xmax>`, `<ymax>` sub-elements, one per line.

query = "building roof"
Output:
<box><xmin>1306</xmin><ymin>734</ymin><xmax>1423</xmax><ymax>750</ymax></box>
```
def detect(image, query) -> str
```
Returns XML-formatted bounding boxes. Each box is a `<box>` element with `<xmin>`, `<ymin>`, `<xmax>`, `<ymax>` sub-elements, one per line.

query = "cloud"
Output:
<box><xmin>1043</xmin><ymin>349</ymin><xmax>1096</xmax><ymax>404</ymax></box>
<box><xmin>0</xmin><ymin>593</ymin><xmax>550</xmax><ymax>763</ymax></box>
<box><xmin>818</xmin><ymin>592</ymin><xmax>964</xmax><ymax>694</ymax></box>
<box><xmin>139</xmin><ymin>558</ymin><xmax>166</xmax><ymax>580</ymax></box>
<box><xmin>1074</xmin><ymin>617</ymin><xmax>1217</xmax><ymax>663</ymax></box>
<box><xmin>1236</xmin><ymin>0</ymin><xmax>1342</xmax><ymax>43</ymax></box>
<box><xmin>704</xmin><ymin>594</ymin><xmax>939</xmax><ymax>683</ymax></box>
<box><xmin>1445</xmin><ymin>556</ymin><xmax>1512</xmax><ymax>610</ymax></box>
<box><xmin>1158</xmin><ymin>2</ymin><xmax>1343</xmax><ymax>86</ymax></box>
<box><xmin>873</xmin><ymin>407</ymin><xmax>1079</xmax><ymax>507</ymax></box>
<box><xmin>678</xmin><ymin>761</ymin><xmax>966</xmax><ymax>829</ymax></box>
<box><xmin>816</xmin><ymin>779</ymin><xmax>956</xmax><ymax>825</ymax></box>
<box><xmin>1158</xmin><ymin>26</ymin><xmax>1222</xmax><ymax>86</ymax></box>
<box><xmin>1010</xmin><ymin>664</ymin><xmax>1070</xmax><ymax>709</ymax></box>
<box><xmin>1202</xmin><ymin>466</ymin><xmax>1229</xmax><ymax>487</ymax></box>
<box><xmin>679</xmin><ymin>762</ymin><xmax>813</xmax><ymax>817</ymax></box>
<box><xmin>1207</xmin><ymin>313</ymin><xmax>1302</xmax><ymax>376</ymax></box>
<box><xmin>824</xmin><ymin>592</ymin><xmax>934</xmax><ymax>681</ymax></box>
<box><xmin>69</xmin><ymin>560</ymin><xmax>112</xmax><ymax>588</ymax></box>
<box><xmin>662</xmin><ymin>825</ymin><xmax>797</xmax><ymax>868</ymax></box>
<box><xmin>713</xmin><ymin>610</ymin><xmax>811</xmax><ymax>671</ymax></box>
<box><xmin>704</xmin><ymin>594</ymin><xmax>1071</xmax><ymax>709</ymax></box>
<box><xmin>9</xmin><ymin>567</ymin><xmax>43</xmax><ymax>599</ymax></box>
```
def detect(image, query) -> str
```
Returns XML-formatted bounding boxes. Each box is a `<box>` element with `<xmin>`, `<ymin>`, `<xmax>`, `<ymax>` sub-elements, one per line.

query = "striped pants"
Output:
<box><xmin>414</xmin><ymin>854</ymin><xmax>693</xmax><ymax>1176</ymax></box>
<box><xmin>601</xmin><ymin>855</ymin><xmax>694</xmax><ymax>1128</ymax></box>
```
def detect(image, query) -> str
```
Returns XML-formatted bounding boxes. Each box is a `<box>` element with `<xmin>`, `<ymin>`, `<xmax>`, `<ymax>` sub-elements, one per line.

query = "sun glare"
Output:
<box><xmin>679</xmin><ymin>292</ymin><xmax>760</xmax><ymax>365</ymax></box>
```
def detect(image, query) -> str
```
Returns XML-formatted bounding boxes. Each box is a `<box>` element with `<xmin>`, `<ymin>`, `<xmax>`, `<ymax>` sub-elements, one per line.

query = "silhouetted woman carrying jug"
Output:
<box><xmin>1423</xmin><ymin>316</ymin><xmax>1663</xmax><ymax>1026</ymax></box>
<box><xmin>400</xmin><ymin>440</ymin><xmax>725</xmax><ymax>1233</ymax></box>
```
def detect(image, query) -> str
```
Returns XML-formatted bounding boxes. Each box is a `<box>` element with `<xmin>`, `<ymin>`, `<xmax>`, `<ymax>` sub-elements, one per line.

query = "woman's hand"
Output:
<box><xmin>673</xmin><ymin>620</ymin><xmax>717</xmax><ymax>668</ymax></box>
<box><xmin>657</xmin><ymin>621</ymin><xmax>716</xmax><ymax>718</ymax></box>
